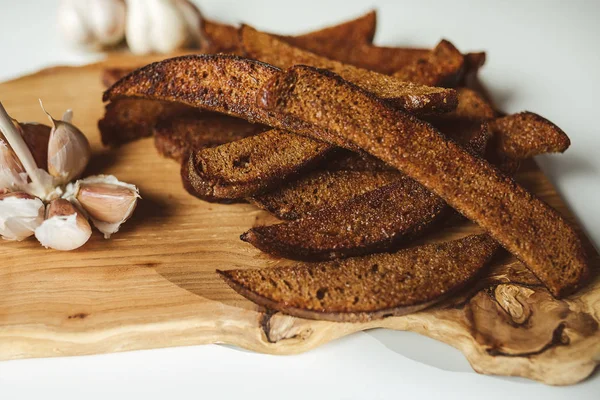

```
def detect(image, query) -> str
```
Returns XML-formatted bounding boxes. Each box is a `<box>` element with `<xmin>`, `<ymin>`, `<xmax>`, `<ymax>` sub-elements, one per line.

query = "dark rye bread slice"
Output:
<box><xmin>184</xmin><ymin>129</ymin><xmax>332</xmax><ymax>200</ymax></box>
<box><xmin>242</xmin><ymin>176</ymin><xmax>448</xmax><ymax>261</ymax></box>
<box><xmin>219</xmin><ymin>234</ymin><xmax>498</xmax><ymax>322</ymax></box>
<box><xmin>154</xmin><ymin>114</ymin><xmax>267</xmax><ymax>162</ymax></box>
<box><xmin>393</xmin><ymin>39</ymin><xmax>465</xmax><ymax>87</ymax></box>
<box><xmin>250</xmin><ymin>119</ymin><xmax>488</xmax><ymax>221</ymax></box>
<box><xmin>102</xmin><ymin>55</ymin><xmax>457</xmax><ymax>123</ymax></box>
<box><xmin>243</xmin><ymin>121</ymin><xmax>490</xmax><ymax>259</ymax></box>
<box><xmin>489</xmin><ymin>111</ymin><xmax>571</xmax><ymax>159</ymax></box>
<box><xmin>259</xmin><ymin>65</ymin><xmax>589</xmax><ymax>298</ymax></box>
<box><xmin>98</xmin><ymin>98</ymin><xmax>203</xmax><ymax>147</ymax></box>
<box><xmin>249</xmin><ymin>169</ymin><xmax>401</xmax><ymax>220</ymax></box>
<box><xmin>239</xmin><ymin>25</ymin><xmax>458</xmax><ymax>114</ymax></box>
<box><xmin>102</xmin><ymin>54</ymin><xmax>461</xmax><ymax>199</ymax></box>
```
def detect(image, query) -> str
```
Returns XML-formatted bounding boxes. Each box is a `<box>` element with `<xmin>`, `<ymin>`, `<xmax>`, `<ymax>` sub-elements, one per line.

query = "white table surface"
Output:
<box><xmin>0</xmin><ymin>0</ymin><xmax>598</xmax><ymax>398</ymax></box>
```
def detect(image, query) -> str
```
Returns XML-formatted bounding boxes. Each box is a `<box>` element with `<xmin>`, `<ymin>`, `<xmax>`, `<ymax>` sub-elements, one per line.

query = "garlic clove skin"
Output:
<box><xmin>126</xmin><ymin>0</ymin><xmax>188</xmax><ymax>55</ymax></box>
<box><xmin>0</xmin><ymin>192</ymin><xmax>45</xmax><ymax>241</ymax></box>
<box><xmin>16</xmin><ymin>122</ymin><xmax>51</xmax><ymax>173</ymax></box>
<box><xmin>57</xmin><ymin>0</ymin><xmax>126</xmax><ymax>49</ymax></box>
<box><xmin>41</xmin><ymin>102</ymin><xmax>91</xmax><ymax>185</ymax></box>
<box><xmin>63</xmin><ymin>175</ymin><xmax>140</xmax><ymax>239</ymax></box>
<box><xmin>35</xmin><ymin>198</ymin><xmax>91</xmax><ymax>251</ymax></box>
<box><xmin>0</xmin><ymin>138</ymin><xmax>28</xmax><ymax>191</ymax></box>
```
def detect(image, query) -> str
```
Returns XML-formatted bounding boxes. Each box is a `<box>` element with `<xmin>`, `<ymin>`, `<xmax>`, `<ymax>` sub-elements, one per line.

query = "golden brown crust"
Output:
<box><xmin>240</xmin><ymin>25</ymin><xmax>458</xmax><ymax>114</ymax></box>
<box><xmin>259</xmin><ymin>65</ymin><xmax>589</xmax><ymax>298</ymax></box>
<box><xmin>242</xmin><ymin>176</ymin><xmax>448</xmax><ymax>260</ymax></box>
<box><xmin>219</xmin><ymin>234</ymin><xmax>498</xmax><ymax>322</ymax></box>
<box><xmin>393</xmin><ymin>39</ymin><xmax>465</xmax><ymax>86</ymax></box>
<box><xmin>98</xmin><ymin>98</ymin><xmax>202</xmax><ymax>147</ymax></box>
<box><xmin>185</xmin><ymin>129</ymin><xmax>332</xmax><ymax>200</ymax></box>
<box><xmin>153</xmin><ymin>114</ymin><xmax>266</xmax><ymax>162</ymax></box>
<box><xmin>489</xmin><ymin>111</ymin><xmax>571</xmax><ymax>159</ymax></box>
<box><xmin>249</xmin><ymin>169</ymin><xmax>401</xmax><ymax>220</ymax></box>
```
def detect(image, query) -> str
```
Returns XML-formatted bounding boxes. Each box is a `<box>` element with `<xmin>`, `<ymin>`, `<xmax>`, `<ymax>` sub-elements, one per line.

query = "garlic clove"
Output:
<box><xmin>126</xmin><ymin>0</ymin><xmax>188</xmax><ymax>55</ymax></box>
<box><xmin>40</xmin><ymin>100</ymin><xmax>91</xmax><ymax>185</ymax></box>
<box><xmin>63</xmin><ymin>175</ymin><xmax>140</xmax><ymax>239</ymax></box>
<box><xmin>35</xmin><ymin>198</ymin><xmax>91</xmax><ymax>251</ymax></box>
<box><xmin>0</xmin><ymin>137</ymin><xmax>27</xmax><ymax>191</ymax></box>
<box><xmin>87</xmin><ymin>0</ymin><xmax>127</xmax><ymax>46</ymax></box>
<box><xmin>0</xmin><ymin>191</ymin><xmax>45</xmax><ymax>241</ymax></box>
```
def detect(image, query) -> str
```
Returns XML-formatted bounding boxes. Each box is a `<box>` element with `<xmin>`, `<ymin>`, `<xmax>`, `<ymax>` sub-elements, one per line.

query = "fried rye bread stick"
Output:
<box><xmin>240</xmin><ymin>25</ymin><xmax>457</xmax><ymax>114</ymax></box>
<box><xmin>392</xmin><ymin>39</ymin><xmax>465</xmax><ymax>86</ymax></box>
<box><xmin>218</xmin><ymin>234</ymin><xmax>498</xmax><ymax>322</ymax></box>
<box><xmin>258</xmin><ymin>65</ymin><xmax>588</xmax><ymax>298</ymax></box>
<box><xmin>241</xmin><ymin>122</ymin><xmax>490</xmax><ymax>260</ymax></box>
<box><xmin>249</xmin><ymin>119</ymin><xmax>489</xmax><ymax>221</ymax></box>
<box><xmin>102</xmin><ymin>55</ymin><xmax>457</xmax><ymax>199</ymax></box>
<box><xmin>153</xmin><ymin>114</ymin><xmax>267</xmax><ymax>162</ymax></box>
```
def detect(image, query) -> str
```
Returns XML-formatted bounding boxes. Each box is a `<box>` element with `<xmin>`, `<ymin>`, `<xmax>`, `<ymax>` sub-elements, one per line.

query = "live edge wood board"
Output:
<box><xmin>0</xmin><ymin>53</ymin><xmax>598</xmax><ymax>386</ymax></box>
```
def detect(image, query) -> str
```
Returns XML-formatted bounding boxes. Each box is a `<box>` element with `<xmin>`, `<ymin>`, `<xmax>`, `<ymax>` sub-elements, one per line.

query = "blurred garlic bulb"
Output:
<box><xmin>173</xmin><ymin>0</ymin><xmax>208</xmax><ymax>49</ymax></box>
<box><xmin>125</xmin><ymin>0</ymin><xmax>206</xmax><ymax>54</ymax></box>
<box><xmin>40</xmin><ymin>101</ymin><xmax>91</xmax><ymax>185</ymax></box>
<box><xmin>0</xmin><ymin>137</ymin><xmax>27</xmax><ymax>191</ymax></box>
<box><xmin>64</xmin><ymin>175</ymin><xmax>139</xmax><ymax>238</ymax></box>
<box><xmin>0</xmin><ymin>192</ymin><xmax>45</xmax><ymax>241</ymax></box>
<box><xmin>57</xmin><ymin>0</ymin><xmax>126</xmax><ymax>49</ymax></box>
<box><xmin>35</xmin><ymin>198</ymin><xmax>92</xmax><ymax>251</ymax></box>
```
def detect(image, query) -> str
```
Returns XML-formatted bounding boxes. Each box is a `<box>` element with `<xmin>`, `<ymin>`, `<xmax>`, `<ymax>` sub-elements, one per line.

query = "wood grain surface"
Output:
<box><xmin>0</xmin><ymin>53</ymin><xmax>598</xmax><ymax>385</ymax></box>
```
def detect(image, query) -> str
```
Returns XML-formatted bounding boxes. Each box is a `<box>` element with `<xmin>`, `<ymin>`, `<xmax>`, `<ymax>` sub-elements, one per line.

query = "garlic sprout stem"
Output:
<box><xmin>0</xmin><ymin>101</ymin><xmax>46</xmax><ymax>196</ymax></box>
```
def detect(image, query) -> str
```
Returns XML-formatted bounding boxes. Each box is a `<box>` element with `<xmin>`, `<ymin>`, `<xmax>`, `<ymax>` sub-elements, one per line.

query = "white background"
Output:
<box><xmin>0</xmin><ymin>0</ymin><xmax>599</xmax><ymax>398</ymax></box>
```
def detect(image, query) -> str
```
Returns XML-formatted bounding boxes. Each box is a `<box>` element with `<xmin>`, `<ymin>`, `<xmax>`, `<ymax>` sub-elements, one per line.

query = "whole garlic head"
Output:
<box><xmin>58</xmin><ymin>0</ymin><xmax>126</xmax><ymax>49</ymax></box>
<box><xmin>0</xmin><ymin>192</ymin><xmax>45</xmax><ymax>241</ymax></box>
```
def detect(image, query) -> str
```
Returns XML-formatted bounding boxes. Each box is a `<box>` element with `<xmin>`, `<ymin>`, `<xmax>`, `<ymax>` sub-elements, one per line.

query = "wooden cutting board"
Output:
<box><xmin>0</xmin><ymin>53</ymin><xmax>598</xmax><ymax>386</ymax></box>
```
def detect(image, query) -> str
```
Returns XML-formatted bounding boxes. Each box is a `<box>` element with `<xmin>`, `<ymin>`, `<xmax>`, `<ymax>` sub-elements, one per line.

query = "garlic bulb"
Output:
<box><xmin>173</xmin><ymin>0</ymin><xmax>208</xmax><ymax>49</ymax></box>
<box><xmin>0</xmin><ymin>137</ymin><xmax>27</xmax><ymax>191</ymax></box>
<box><xmin>64</xmin><ymin>175</ymin><xmax>140</xmax><ymax>238</ymax></box>
<box><xmin>125</xmin><ymin>0</ymin><xmax>190</xmax><ymax>54</ymax></box>
<box><xmin>40</xmin><ymin>101</ymin><xmax>91</xmax><ymax>185</ymax></box>
<box><xmin>0</xmin><ymin>192</ymin><xmax>45</xmax><ymax>241</ymax></box>
<box><xmin>35</xmin><ymin>198</ymin><xmax>92</xmax><ymax>251</ymax></box>
<box><xmin>57</xmin><ymin>0</ymin><xmax>126</xmax><ymax>49</ymax></box>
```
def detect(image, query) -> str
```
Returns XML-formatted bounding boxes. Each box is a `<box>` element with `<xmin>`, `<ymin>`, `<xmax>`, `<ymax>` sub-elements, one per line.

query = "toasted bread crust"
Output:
<box><xmin>153</xmin><ymin>114</ymin><xmax>266</xmax><ymax>162</ymax></box>
<box><xmin>219</xmin><ymin>234</ymin><xmax>498</xmax><ymax>322</ymax></box>
<box><xmin>186</xmin><ymin>129</ymin><xmax>332</xmax><ymax>200</ymax></box>
<box><xmin>489</xmin><ymin>111</ymin><xmax>571</xmax><ymax>159</ymax></box>
<box><xmin>259</xmin><ymin>65</ymin><xmax>588</xmax><ymax>297</ymax></box>
<box><xmin>240</xmin><ymin>26</ymin><xmax>457</xmax><ymax>114</ymax></box>
<box><xmin>98</xmin><ymin>98</ymin><xmax>202</xmax><ymax>147</ymax></box>
<box><xmin>250</xmin><ymin>169</ymin><xmax>401</xmax><ymax>220</ymax></box>
<box><xmin>393</xmin><ymin>39</ymin><xmax>465</xmax><ymax>86</ymax></box>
